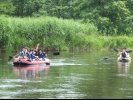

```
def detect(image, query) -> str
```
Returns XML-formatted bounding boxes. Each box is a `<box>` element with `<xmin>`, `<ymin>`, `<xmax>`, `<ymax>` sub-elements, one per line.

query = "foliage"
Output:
<box><xmin>0</xmin><ymin>15</ymin><xmax>9</xmax><ymax>49</ymax></box>
<box><xmin>0</xmin><ymin>0</ymin><xmax>15</xmax><ymax>15</ymax></box>
<box><xmin>0</xmin><ymin>16</ymin><xmax>97</xmax><ymax>51</ymax></box>
<box><xmin>0</xmin><ymin>0</ymin><xmax>133</xmax><ymax>51</ymax></box>
<box><xmin>0</xmin><ymin>0</ymin><xmax>133</xmax><ymax>35</ymax></box>
<box><xmin>73</xmin><ymin>0</ymin><xmax>133</xmax><ymax>35</ymax></box>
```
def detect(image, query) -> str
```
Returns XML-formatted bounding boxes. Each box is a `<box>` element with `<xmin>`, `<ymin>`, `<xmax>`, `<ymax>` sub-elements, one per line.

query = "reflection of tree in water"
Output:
<box><xmin>117</xmin><ymin>61</ymin><xmax>131</xmax><ymax>74</ymax></box>
<box><xmin>14</xmin><ymin>65</ymin><xmax>50</xmax><ymax>80</ymax></box>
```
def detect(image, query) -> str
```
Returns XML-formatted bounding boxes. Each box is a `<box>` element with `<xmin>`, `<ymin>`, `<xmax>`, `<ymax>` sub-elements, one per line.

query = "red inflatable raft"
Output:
<box><xmin>13</xmin><ymin>58</ymin><xmax>50</xmax><ymax>65</ymax></box>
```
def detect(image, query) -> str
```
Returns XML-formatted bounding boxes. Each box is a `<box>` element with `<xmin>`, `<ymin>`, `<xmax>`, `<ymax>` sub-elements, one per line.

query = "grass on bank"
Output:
<box><xmin>0</xmin><ymin>15</ymin><xmax>133</xmax><ymax>52</ymax></box>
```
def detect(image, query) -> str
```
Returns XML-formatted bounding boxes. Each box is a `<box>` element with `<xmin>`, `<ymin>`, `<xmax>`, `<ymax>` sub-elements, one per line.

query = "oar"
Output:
<box><xmin>114</xmin><ymin>48</ymin><xmax>132</xmax><ymax>53</ymax></box>
<box><xmin>126</xmin><ymin>50</ymin><xmax>132</xmax><ymax>53</ymax></box>
<box><xmin>114</xmin><ymin>48</ymin><xmax>119</xmax><ymax>52</ymax></box>
<box><xmin>102</xmin><ymin>57</ymin><xmax>109</xmax><ymax>60</ymax></box>
<box><xmin>8</xmin><ymin>54</ymin><xmax>19</xmax><ymax>61</ymax></box>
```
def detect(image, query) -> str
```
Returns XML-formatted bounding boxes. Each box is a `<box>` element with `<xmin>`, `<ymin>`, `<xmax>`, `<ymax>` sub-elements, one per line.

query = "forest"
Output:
<box><xmin>0</xmin><ymin>0</ymin><xmax>133</xmax><ymax>52</ymax></box>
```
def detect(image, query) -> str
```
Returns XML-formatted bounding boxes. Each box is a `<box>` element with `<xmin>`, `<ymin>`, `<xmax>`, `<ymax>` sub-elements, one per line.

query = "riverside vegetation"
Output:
<box><xmin>0</xmin><ymin>15</ymin><xmax>133</xmax><ymax>53</ymax></box>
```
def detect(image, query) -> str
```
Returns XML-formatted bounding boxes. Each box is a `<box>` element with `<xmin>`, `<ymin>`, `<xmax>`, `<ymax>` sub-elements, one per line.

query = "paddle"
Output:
<box><xmin>126</xmin><ymin>50</ymin><xmax>132</xmax><ymax>53</ymax></box>
<box><xmin>113</xmin><ymin>48</ymin><xmax>119</xmax><ymax>52</ymax></box>
<box><xmin>8</xmin><ymin>54</ymin><xmax>19</xmax><ymax>61</ymax></box>
<box><xmin>114</xmin><ymin>48</ymin><xmax>132</xmax><ymax>53</ymax></box>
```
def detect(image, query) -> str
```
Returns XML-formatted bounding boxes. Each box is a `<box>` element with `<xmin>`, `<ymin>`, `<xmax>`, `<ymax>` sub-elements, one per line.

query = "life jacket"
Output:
<box><xmin>30</xmin><ymin>52</ymin><xmax>36</xmax><ymax>59</ymax></box>
<box><xmin>35</xmin><ymin>52</ymin><xmax>46</xmax><ymax>60</ymax></box>
<box><xmin>121</xmin><ymin>52</ymin><xmax>127</xmax><ymax>58</ymax></box>
<box><xmin>19</xmin><ymin>51</ymin><xmax>30</xmax><ymax>58</ymax></box>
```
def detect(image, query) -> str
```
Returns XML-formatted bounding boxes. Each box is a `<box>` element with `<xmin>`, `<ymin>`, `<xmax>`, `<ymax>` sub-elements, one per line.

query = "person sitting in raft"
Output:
<box><xmin>18</xmin><ymin>47</ymin><xmax>31</xmax><ymax>60</ymax></box>
<box><xmin>34</xmin><ymin>43</ymin><xmax>40</xmax><ymax>53</ymax></box>
<box><xmin>35</xmin><ymin>49</ymin><xmax>47</xmax><ymax>61</ymax></box>
<box><xmin>29</xmin><ymin>43</ymin><xmax>40</xmax><ymax>60</ymax></box>
<box><xmin>123</xmin><ymin>47</ymin><xmax>130</xmax><ymax>58</ymax></box>
<box><xmin>117</xmin><ymin>48</ymin><xmax>128</xmax><ymax>58</ymax></box>
<box><xmin>29</xmin><ymin>48</ymin><xmax>36</xmax><ymax>61</ymax></box>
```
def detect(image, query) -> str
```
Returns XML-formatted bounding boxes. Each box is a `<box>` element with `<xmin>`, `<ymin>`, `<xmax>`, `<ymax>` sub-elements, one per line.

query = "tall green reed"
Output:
<box><xmin>0</xmin><ymin>15</ymin><xmax>133</xmax><ymax>52</ymax></box>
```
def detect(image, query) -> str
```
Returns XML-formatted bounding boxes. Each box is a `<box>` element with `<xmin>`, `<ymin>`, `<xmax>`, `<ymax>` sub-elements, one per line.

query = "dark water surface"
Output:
<box><xmin>0</xmin><ymin>50</ymin><xmax>133</xmax><ymax>99</ymax></box>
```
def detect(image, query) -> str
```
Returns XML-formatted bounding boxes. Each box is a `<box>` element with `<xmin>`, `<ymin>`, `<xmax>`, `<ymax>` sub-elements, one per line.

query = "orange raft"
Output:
<box><xmin>13</xmin><ymin>58</ymin><xmax>50</xmax><ymax>65</ymax></box>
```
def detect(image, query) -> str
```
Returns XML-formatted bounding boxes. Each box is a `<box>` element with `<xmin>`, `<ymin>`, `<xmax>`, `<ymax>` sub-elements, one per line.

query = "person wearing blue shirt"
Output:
<box><xmin>35</xmin><ymin>49</ymin><xmax>46</xmax><ymax>61</ymax></box>
<box><xmin>18</xmin><ymin>47</ymin><xmax>30</xmax><ymax>59</ymax></box>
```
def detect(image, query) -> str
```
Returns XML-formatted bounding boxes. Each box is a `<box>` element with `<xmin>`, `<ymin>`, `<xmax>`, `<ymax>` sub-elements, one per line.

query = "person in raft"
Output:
<box><xmin>29</xmin><ymin>44</ymin><xmax>40</xmax><ymax>61</ymax></box>
<box><xmin>18</xmin><ymin>47</ymin><xmax>31</xmax><ymax>60</ymax></box>
<box><xmin>33</xmin><ymin>43</ymin><xmax>40</xmax><ymax>55</ymax></box>
<box><xmin>123</xmin><ymin>47</ymin><xmax>130</xmax><ymax>58</ymax></box>
<box><xmin>117</xmin><ymin>48</ymin><xmax>128</xmax><ymax>58</ymax></box>
<box><xmin>29</xmin><ymin>48</ymin><xmax>36</xmax><ymax>61</ymax></box>
<box><xmin>35</xmin><ymin>49</ymin><xmax>47</xmax><ymax>61</ymax></box>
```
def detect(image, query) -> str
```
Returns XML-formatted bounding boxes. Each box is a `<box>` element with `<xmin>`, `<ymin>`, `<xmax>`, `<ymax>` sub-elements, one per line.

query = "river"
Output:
<box><xmin>0</xmin><ymin>50</ymin><xmax>133</xmax><ymax>99</ymax></box>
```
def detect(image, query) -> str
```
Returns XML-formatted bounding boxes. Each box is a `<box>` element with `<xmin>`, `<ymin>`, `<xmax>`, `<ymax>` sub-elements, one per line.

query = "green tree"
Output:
<box><xmin>126</xmin><ymin>0</ymin><xmax>133</xmax><ymax>15</ymax></box>
<box><xmin>11</xmin><ymin>0</ymin><xmax>46</xmax><ymax>17</ymax></box>
<box><xmin>44</xmin><ymin>0</ymin><xmax>74</xmax><ymax>19</ymax></box>
<box><xmin>0</xmin><ymin>0</ymin><xmax>15</xmax><ymax>15</ymax></box>
<box><xmin>73</xmin><ymin>0</ymin><xmax>132</xmax><ymax>35</ymax></box>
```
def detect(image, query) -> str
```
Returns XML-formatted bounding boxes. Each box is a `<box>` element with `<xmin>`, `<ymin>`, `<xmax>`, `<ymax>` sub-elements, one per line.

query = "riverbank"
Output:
<box><xmin>0</xmin><ymin>16</ymin><xmax>133</xmax><ymax>52</ymax></box>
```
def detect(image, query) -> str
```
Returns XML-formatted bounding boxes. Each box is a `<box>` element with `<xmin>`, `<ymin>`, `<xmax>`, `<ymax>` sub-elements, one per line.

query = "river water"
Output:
<box><xmin>0</xmin><ymin>50</ymin><xmax>133</xmax><ymax>99</ymax></box>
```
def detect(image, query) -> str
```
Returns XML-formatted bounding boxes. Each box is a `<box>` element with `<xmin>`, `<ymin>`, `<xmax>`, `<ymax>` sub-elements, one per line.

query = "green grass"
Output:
<box><xmin>0</xmin><ymin>15</ymin><xmax>133</xmax><ymax>52</ymax></box>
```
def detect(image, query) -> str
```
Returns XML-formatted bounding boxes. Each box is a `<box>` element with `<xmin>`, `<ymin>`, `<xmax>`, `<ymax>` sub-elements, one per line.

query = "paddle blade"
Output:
<box><xmin>8</xmin><ymin>56</ymin><xmax>13</xmax><ymax>61</ymax></box>
<box><xmin>114</xmin><ymin>48</ymin><xmax>118</xmax><ymax>52</ymax></box>
<box><xmin>126</xmin><ymin>50</ymin><xmax>132</xmax><ymax>53</ymax></box>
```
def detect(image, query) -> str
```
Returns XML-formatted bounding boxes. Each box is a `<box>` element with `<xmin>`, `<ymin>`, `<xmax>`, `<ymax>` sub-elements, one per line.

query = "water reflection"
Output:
<box><xmin>14</xmin><ymin>65</ymin><xmax>50</xmax><ymax>80</ymax></box>
<box><xmin>117</xmin><ymin>61</ymin><xmax>131</xmax><ymax>74</ymax></box>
